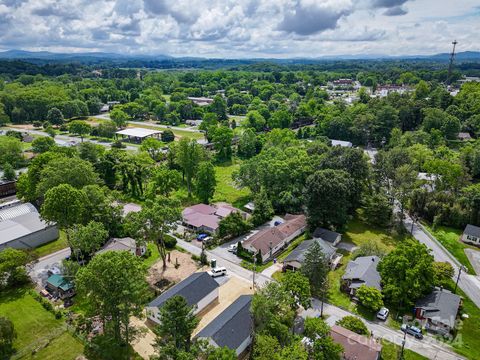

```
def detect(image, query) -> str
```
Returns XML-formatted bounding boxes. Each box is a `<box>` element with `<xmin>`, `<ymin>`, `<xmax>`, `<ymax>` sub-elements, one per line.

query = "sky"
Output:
<box><xmin>0</xmin><ymin>0</ymin><xmax>479</xmax><ymax>58</ymax></box>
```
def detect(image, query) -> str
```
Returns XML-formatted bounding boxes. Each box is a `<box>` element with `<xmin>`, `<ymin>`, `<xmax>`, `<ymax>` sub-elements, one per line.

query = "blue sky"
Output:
<box><xmin>0</xmin><ymin>0</ymin><xmax>479</xmax><ymax>58</ymax></box>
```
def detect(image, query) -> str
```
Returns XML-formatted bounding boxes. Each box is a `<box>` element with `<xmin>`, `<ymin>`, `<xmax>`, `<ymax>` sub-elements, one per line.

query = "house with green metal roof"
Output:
<box><xmin>46</xmin><ymin>274</ymin><xmax>75</xmax><ymax>299</ymax></box>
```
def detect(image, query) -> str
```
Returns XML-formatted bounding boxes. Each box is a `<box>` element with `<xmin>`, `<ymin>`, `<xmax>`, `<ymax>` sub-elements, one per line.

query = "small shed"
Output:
<box><xmin>46</xmin><ymin>274</ymin><xmax>75</xmax><ymax>299</ymax></box>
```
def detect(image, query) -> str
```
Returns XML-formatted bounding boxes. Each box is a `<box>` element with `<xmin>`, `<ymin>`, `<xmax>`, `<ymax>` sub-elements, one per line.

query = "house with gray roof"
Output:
<box><xmin>461</xmin><ymin>224</ymin><xmax>480</xmax><ymax>245</ymax></box>
<box><xmin>341</xmin><ymin>256</ymin><xmax>381</xmax><ymax>297</ymax></box>
<box><xmin>312</xmin><ymin>227</ymin><xmax>342</xmax><ymax>246</ymax></box>
<box><xmin>146</xmin><ymin>272</ymin><xmax>219</xmax><ymax>325</ymax></box>
<box><xmin>415</xmin><ymin>287</ymin><xmax>462</xmax><ymax>335</ymax></box>
<box><xmin>97</xmin><ymin>237</ymin><xmax>146</xmax><ymax>257</ymax></box>
<box><xmin>195</xmin><ymin>295</ymin><xmax>253</xmax><ymax>357</ymax></box>
<box><xmin>283</xmin><ymin>238</ymin><xmax>342</xmax><ymax>270</ymax></box>
<box><xmin>0</xmin><ymin>201</ymin><xmax>59</xmax><ymax>250</ymax></box>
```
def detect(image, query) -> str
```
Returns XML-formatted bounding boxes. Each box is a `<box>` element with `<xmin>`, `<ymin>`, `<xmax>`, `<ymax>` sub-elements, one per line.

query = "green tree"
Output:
<box><xmin>1</xmin><ymin>163</ymin><xmax>16</xmax><ymax>181</ymax></box>
<box><xmin>76</xmin><ymin>251</ymin><xmax>148</xmax><ymax>348</ymax></box>
<box><xmin>46</xmin><ymin>107</ymin><xmax>64</xmax><ymax>126</ymax></box>
<box><xmin>362</xmin><ymin>192</ymin><xmax>393</xmax><ymax>228</ymax></box>
<box><xmin>0</xmin><ymin>136</ymin><xmax>23</xmax><ymax>168</ymax></box>
<box><xmin>68</xmin><ymin>221</ymin><xmax>108</xmax><ymax>261</ymax></box>
<box><xmin>245</xmin><ymin>110</ymin><xmax>266</xmax><ymax>132</ymax></box>
<box><xmin>110</xmin><ymin>107</ymin><xmax>129</xmax><ymax>128</ymax></box>
<box><xmin>351</xmin><ymin>240</ymin><xmax>387</xmax><ymax>259</ymax></box>
<box><xmin>303</xmin><ymin>317</ymin><xmax>343</xmax><ymax>360</ymax></box>
<box><xmin>204</xmin><ymin>346</ymin><xmax>237</xmax><ymax>360</ymax></box>
<box><xmin>355</xmin><ymin>285</ymin><xmax>384</xmax><ymax>311</ymax></box>
<box><xmin>433</xmin><ymin>262</ymin><xmax>455</xmax><ymax>288</ymax></box>
<box><xmin>281</xmin><ymin>271</ymin><xmax>311</xmax><ymax>310</ymax></box>
<box><xmin>378</xmin><ymin>239</ymin><xmax>435</xmax><ymax>307</ymax></box>
<box><xmin>251</xmin><ymin>188</ymin><xmax>274</xmax><ymax>227</ymax></box>
<box><xmin>155</xmin><ymin>295</ymin><xmax>199</xmax><ymax>353</ymax></box>
<box><xmin>141</xmin><ymin>137</ymin><xmax>164</xmax><ymax>161</ymax></box>
<box><xmin>237</xmin><ymin>128</ymin><xmax>257</xmax><ymax>158</ymax></box>
<box><xmin>175</xmin><ymin>138</ymin><xmax>204</xmax><ymax>196</ymax></box>
<box><xmin>147</xmin><ymin>165</ymin><xmax>182</xmax><ymax>198</ymax></box>
<box><xmin>268</xmin><ymin>110</ymin><xmax>292</xmax><ymax>129</ymax></box>
<box><xmin>304</xmin><ymin>169</ymin><xmax>353</xmax><ymax>229</ymax></box>
<box><xmin>125</xmin><ymin>197</ymin><xmax>181</xmax><ymax>270</ymax></box>
<box><xmin>336</xmin><ymin>316</ymin><xmax>369</xmax><ymax>336</ymax></box>
<box><xmin>68</xmin><ymin>120</ymin><xmax>91</xmax><ymax>141</ymax></box>
<box><xmin>209</xmin><ymin>95</ymin><xmax>228</xmax><ymax>121</ymax></box>
<box><xmin>161</xmin><ymin>129</ymin><xmax>175</xmax><ymax>142</ymax></box>
<box><xmin>0</xmin><ymin>317</ymin><xmax>16</xmax><ymax>359</ymax></box>
<box><xmin>218</xmin><ymin>212</ymin><xmax>252</xmax><ymax>240</ymax></box>
<box><xmin>41</xmin><ymin>184</ymin><xmax>85</xmax><ymax>230</ymax></box>
<box><xmin>0</xmin><ymin>248</ymin><xmax>29</xmax><ymax>289</ymax></box>
<box><xmin>212</xmin><ymin>126</ymin><xmax>233</xmax><ymax>161</ymax></box>
<box><xmin>31</xmin><ymin>136</ymin><xmax>56</xmax><ymax>153</ymax></box>
<box><xmin>301</xmin><ymin>241</ymin><xmax>329</xmax><ymax>316</ymax></box>
<box><xmin>195</xmin><ymin>162</ymin><xmax>217</xmax><ymax>203</ymax></box>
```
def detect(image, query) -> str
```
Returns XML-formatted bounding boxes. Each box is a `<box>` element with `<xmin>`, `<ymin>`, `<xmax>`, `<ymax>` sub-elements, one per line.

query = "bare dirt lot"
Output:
<box><xmin>147</xmin><ymin>250</ymin><xmax>201</xmax><ymax>287</ymax></box>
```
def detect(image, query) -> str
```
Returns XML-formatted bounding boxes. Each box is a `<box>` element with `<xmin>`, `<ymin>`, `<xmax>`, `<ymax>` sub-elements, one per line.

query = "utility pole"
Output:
<box><xmin>454</xmin><ymin>265</ymin><xmax>467</xmax><ymax>294</ymax></box>
<box><xmin>399</xmin><ymin>327</ymin><xmax>407</xmax><ymax>359</ymax></box>
<box><xmin>446</xmin><ymin>40</ymin><xmax>458</xmax><ymax>85</ymax></box>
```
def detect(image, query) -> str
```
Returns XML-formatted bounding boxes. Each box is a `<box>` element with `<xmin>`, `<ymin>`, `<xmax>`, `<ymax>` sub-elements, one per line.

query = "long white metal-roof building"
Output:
<box><xmin>115</xmin><ymin>127</ymin><xmax>162</xmax><ymax>142</ymax></box>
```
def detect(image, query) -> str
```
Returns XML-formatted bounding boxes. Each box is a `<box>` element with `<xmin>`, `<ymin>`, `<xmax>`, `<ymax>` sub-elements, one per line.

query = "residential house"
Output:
<box><xmin>187</xmin><ymin>97</ymin><xmax>214</xmax><ymax>106</ymax></box>
<box><xmin>283</xmin><ymin>238</ymin><xmax>342</xmax><ymax>270</ymax></box>
<box><xmin>330</xmin><ymin>325</ymin><xmax>382</xmax><ymax>360</ymax></box>
<box><xmin>97</xmin><ymin>237</ymin><xmax>146</xmax><ymax>256</ymax></box>
<box><xmin>46</xmin><ymin>274</ymin><xmax>75</xmax><ymax>299</ymax></box>
<box><xmin>146</xmin><ymin>272</ymin><xmax>219</xmax><ymax>325</ymax></box>
<box><xmin>195</xmin><ymin>295</ymin><xmax>253</xmax><ymax>357</ymax></box>
<box><xmin>243</xmin><ymin>214</ymin><xmax>307</xmax><ymax>263</ymax></box>
<box><xmin>341</xmin><ymin>256</ymin><xmax>381</xmax><ymax>297</ymax></box>
<box><xmin>461</xmin><ymin>224</ymin><xmax>480</xmax><ymax>245</ymax></box>
<box><xmin>415</xmin><ymin>287</ymin><xmax>462</xmax><ymax>335</ymax></box>
<box><xmin>313</xmin><ymin>227</ymin><xmax>342</xmax><ymax>246</ymax></box>
<box><xmin>182</xmin><ymin>203</ymin><xmax>245</xmax><ymax>234</ymax></box>
<box><xmin>330</xmin><ymin>140</ymin><xmax>353</xmax><ymax>148</ymax></box>
<box><xmin>458</xmin><ymin>132</ymin><xmax>472</xmax><ymax>141</ymax></box>
<box><xmin>0</xmin><ymin>201</ymin><xmax>59</xmax><ymax>250</ymax></box>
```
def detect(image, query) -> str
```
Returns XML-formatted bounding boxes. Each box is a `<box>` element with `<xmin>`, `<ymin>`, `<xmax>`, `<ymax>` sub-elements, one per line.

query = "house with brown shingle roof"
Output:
<box><xmin>182</xmin><ymin>203</ymin><xmax>245</xmax><ymax>234</ymax></box>
<box><xmin>242</xmin><ymin>214</ymin><xmax>307</xmax><ymax>263</ymax></box>
<box><xmin>330</xmin><ymin>325</ymin><xmax>382</xmax><ymax>360</ymax></box>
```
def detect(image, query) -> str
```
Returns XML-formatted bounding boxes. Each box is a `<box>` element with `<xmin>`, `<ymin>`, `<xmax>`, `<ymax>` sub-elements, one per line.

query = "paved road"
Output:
<box><xmin>302</xmin><ymin>300</ymin><xmax>463</xmax><ymax>360</ymax></box>
<box><xmin>403</xmin><ymin>214</ymin><xmax>480</xmax><ymax>308</ymax></box>
<box><xmin>2</xmin><ymin>127</ymin><xmax>138</xmax><ymax>151</ymax></box>
<box><xmin>174</xmin><ymin>238</ymin><xmax>462</xmax><ymax>360</ymax></box>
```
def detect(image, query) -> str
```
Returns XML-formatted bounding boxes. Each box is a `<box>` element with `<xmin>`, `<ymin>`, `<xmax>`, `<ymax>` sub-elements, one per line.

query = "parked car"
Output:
<box><xmin>376</xmin><ymin>307</ymin><xmax>389</xmax><ymax>321</ymax></box>
<box><xmin>208</xmin><ymin>267</ymin><xmax>227</xmax><ymax>278</ymax></box>
<box><xmin>227</xmin><ymin>244</ymin><xmax>238</xmax><ymax>253</ymax></box>
<box><xmin>401</xmin><ymin>324</ymin><xmax>423</xmax><ymax>339</ymax></box>
<box><xmin>197</xmin><ymin>233</ymin><xmax>209</xmax><ymax>241</ymax></box>
<box><xmin>274</xmin><ymin>220</ymin><xmax>283</xmax><ymax>226</ymax></box>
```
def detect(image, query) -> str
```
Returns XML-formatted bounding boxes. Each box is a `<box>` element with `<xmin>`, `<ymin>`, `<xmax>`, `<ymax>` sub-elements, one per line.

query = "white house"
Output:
<box><xmin>462</xmin><ymin>224</ymin><xmax>480</xmax><ymax>245</ymax></box>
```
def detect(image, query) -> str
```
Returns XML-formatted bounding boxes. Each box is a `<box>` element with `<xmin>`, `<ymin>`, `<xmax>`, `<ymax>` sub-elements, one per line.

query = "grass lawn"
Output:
<box><xmin>381</xmin><ymin>339</ymin><xmax>428</xmax><ymax>360</ymax></box>
<box><xmin>327</xmin><ymin>217</ymin><xmax>404</xmax><ymax>312</ymax></box>
<box><xmin>212</xmin><ymin>160</ymin><xmax>251</xmax><ymax>208</ymax></box>
<box><xmin>423</xmin><ymin>224</ymin><xmax>477</xmax><ymax>275</ymax></box>
<box><xmin>143</xmin><ymin>242</ymin><xmax>161</xmax><ymax>268</ymax></box>
<box><xmin>0</xmin><ymin>287</ymin><xmax>83</xmax><ymax>360</ymax></box>
<box><xmin>31</xmin><ymin>231</ymin><xmax>68</xmax><ymax>258</ymax></box>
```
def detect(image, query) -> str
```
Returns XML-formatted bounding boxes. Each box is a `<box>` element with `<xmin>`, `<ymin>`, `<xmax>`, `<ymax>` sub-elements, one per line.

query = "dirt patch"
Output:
<box><xmin>130</xmin><ymin>315</ymin><xmax>156</xmax><ymax>359</ymax></box>
<box><xmin>147</xmin><ymin>250</ymin><xmax>200</xmax><ymax>287</ymax></box>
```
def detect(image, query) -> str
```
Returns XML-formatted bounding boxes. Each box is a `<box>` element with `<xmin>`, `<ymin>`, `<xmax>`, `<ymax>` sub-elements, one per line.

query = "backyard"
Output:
<box><xmin>212</xmin><ymin>160</ymin><xmax>251</xmax><ymax>208</ymax></box>
<box><xmin>0</xmin><ymin>287</ymin><xmax>83</xmax><ymax>360</ymax></box>
<box><xmin>422</xmin><ymin>224</ymin><xmax>477</xmax><ymax>274</ymax></box>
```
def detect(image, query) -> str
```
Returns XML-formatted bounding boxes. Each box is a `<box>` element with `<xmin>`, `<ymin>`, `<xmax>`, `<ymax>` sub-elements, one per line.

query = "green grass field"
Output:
<box><xmin>0</xmin><ymin>287</ymin><xmax>83</xmax><ymax>360</ymax></box>
<box><xmin>31</xmin><ymin>231</ymin><xmax>68</xmax><ymax>258</ymax></box>
<box><xmin>381</xmin><ymin>339</ymin><xmax>428</xmax><ymax>360</ymax></box>
<box><xmin>212</xmin><ymin>160</ymin><xmax>251</xmax><ymax>208</ymax></box>
<box><xmin>423</xmin><ymin>224</ymin><xmax>477</xmax><ymax>274</ymax></box>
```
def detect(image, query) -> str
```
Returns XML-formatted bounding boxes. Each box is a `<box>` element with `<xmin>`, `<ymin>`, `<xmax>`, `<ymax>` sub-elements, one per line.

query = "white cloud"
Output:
<box><xmin>0</xmin><ymin>0</ymin><xmax>478</xmax><ymax>57</ymax></box>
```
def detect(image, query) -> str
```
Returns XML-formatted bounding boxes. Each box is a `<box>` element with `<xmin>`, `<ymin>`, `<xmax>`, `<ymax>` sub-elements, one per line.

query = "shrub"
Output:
<box><xmin>336</xmin><ymin>316</ymin><xmax>369</xmax><ymax>336</ymax></box>
<box><xmin>33</xmin><ymin>121</ymin><xmax>42</xmax><ymax>128</ymax></box>
<box><xmin>164</xmin><ymin>235</ymin><xmax>177</xmax><ymax>249</ymax></box>
<box><xmin>356</xmin><ymin>285</ymin><xmax>384</xmax><ymax>312</ymax></box>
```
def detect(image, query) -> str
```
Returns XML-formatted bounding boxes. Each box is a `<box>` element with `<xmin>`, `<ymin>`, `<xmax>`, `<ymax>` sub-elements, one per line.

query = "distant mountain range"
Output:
<box><xmin>0</xmin><ymin>49</ymin><xmax>479</xmax><ymax>63</ymax></box>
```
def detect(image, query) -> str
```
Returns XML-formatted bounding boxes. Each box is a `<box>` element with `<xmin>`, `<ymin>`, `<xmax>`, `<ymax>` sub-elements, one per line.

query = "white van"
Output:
<box><xmin>208</xmin><ymin>267</ymin><xmax>227</xmax><ymax>278</ymax></box>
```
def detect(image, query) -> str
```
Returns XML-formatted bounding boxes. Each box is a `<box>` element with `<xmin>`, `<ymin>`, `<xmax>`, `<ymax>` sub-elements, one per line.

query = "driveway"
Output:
<box><xmin>28</xmin><ymin>247</ymin><xmax>71</xmax><ymax>288</ymax></box>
